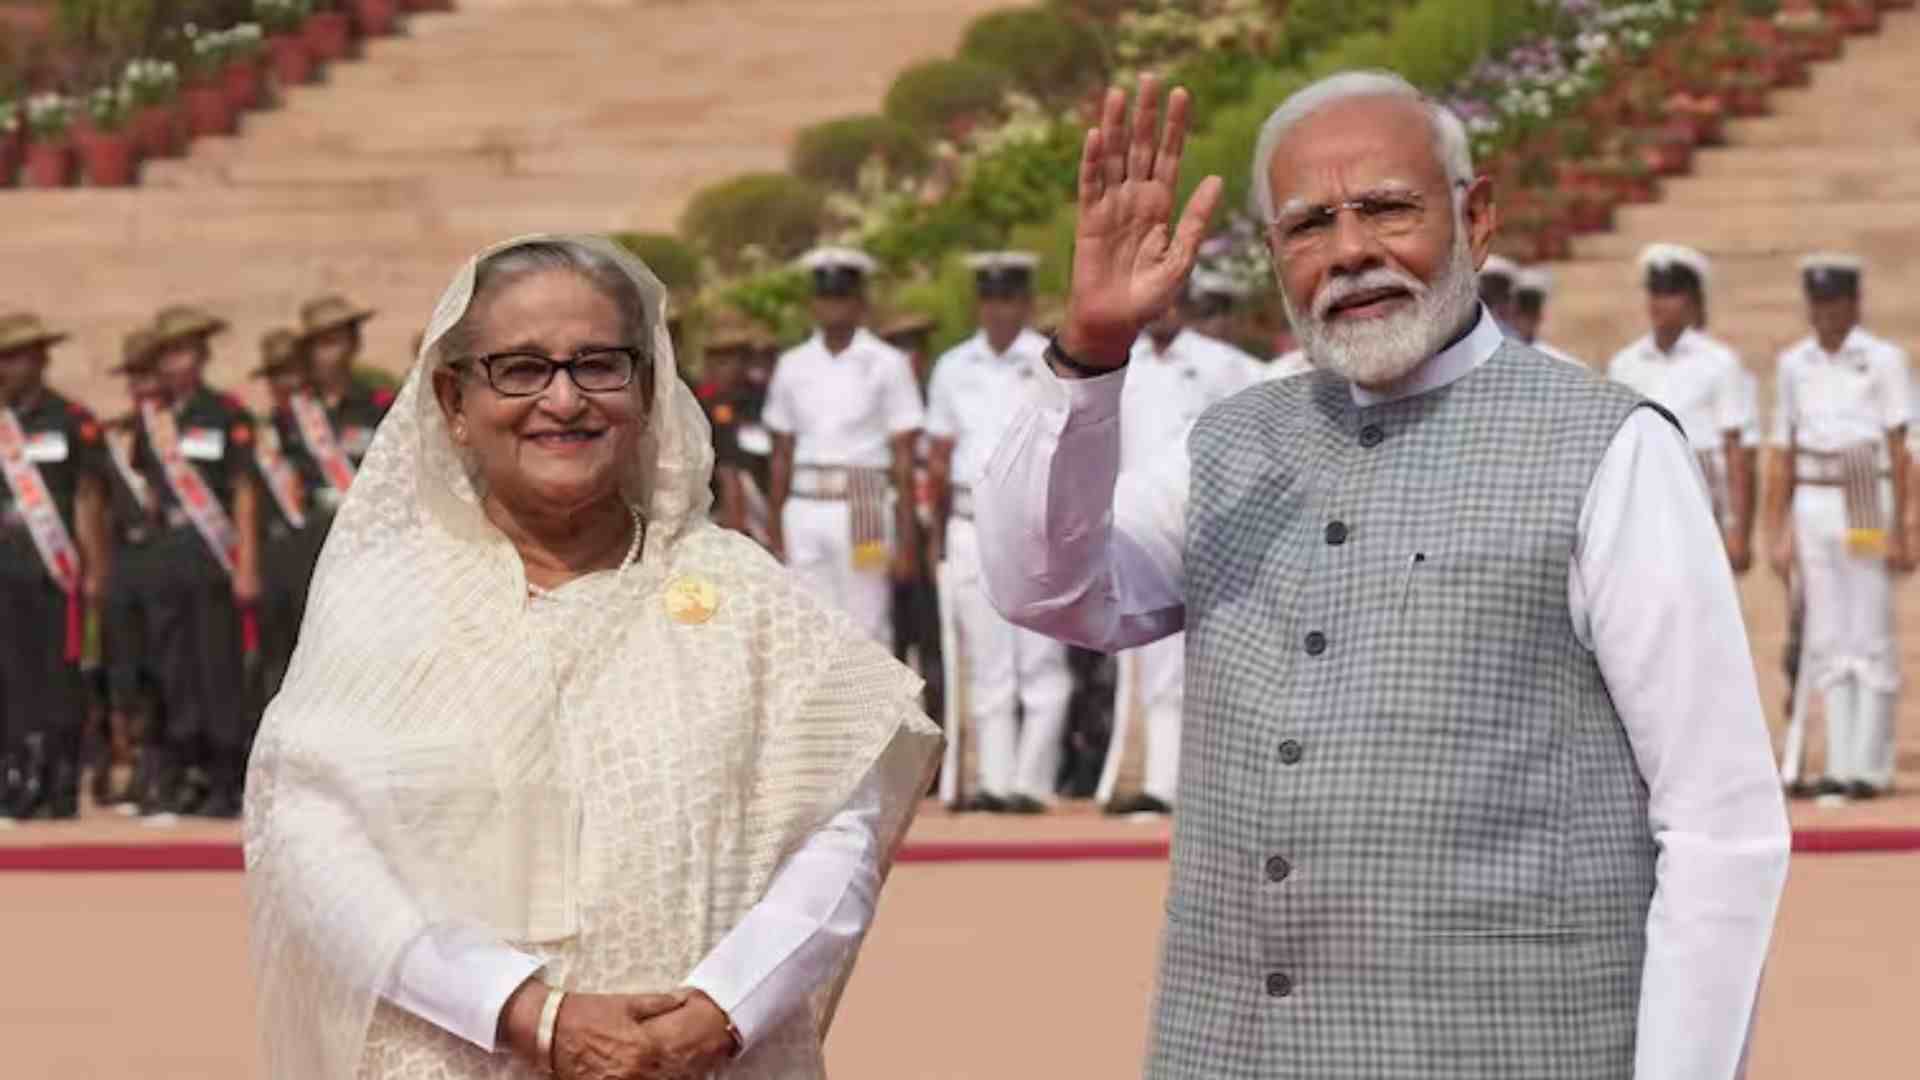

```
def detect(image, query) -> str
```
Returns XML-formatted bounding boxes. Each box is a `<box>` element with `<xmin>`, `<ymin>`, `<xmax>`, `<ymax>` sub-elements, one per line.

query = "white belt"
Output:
<box><xmin>949</xmin><ymin>485</ymin><xmax>974</xmax><ymax>520</ymax></box>
<box><xmin>1796</xmin><ymin>451</ymin><xmax>1888</xmax><ymax>486</ymax></box>
<box><xmin>791</xmin><ymin>464</ymin><xmax>884</xmax><ymax>500</ymax></box>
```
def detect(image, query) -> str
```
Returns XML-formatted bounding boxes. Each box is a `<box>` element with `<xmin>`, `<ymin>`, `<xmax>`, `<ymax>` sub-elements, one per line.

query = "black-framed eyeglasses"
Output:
<box><xmin>460</xmin><ymin>347</ymin><xmax>643</xmax><ymax>398</ymax></box>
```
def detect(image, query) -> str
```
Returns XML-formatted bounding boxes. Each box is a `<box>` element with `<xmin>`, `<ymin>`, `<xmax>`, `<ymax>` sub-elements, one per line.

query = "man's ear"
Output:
<box><xmin>1462</xmin><ymin>175</ymin><xmax>1497</xmax><ymax>269</ymax></box>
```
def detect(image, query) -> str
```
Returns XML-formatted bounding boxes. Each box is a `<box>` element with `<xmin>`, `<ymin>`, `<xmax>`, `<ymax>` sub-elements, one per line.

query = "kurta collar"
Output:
<box><xmin>1350</xmin><ymin>304</ymin><xmax>1504</xmax><ymax>407</ymax></box>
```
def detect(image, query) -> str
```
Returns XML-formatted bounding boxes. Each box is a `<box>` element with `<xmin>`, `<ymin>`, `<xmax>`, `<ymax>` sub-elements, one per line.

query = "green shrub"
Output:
<box><xmin>720</xmin><ymin>267</ymin><xmax>815</xmax><ymax>346</ymax></box>
<box><xmin>610</xmin><ymin>231</ymin><xmax>702</xmax><ymax>293</ymax></box>
<box><xmin>678</xmin><ymin>173</ymin><xmax>826</xmax><ymax>271</ymax></box>
<box><xmin>883</xmin><ymin>57</ymin><xmax>1011</xmax><ymax>135</ymax></box>
<box><xmin>791</xmin><ymin>114</ymin><xmax>932</xmax><ymax>190</ymax></box>
<box><xmin>960</xmin><ymin>8</ymin><xmax>1106</xmax><ymax>107</ymax></box>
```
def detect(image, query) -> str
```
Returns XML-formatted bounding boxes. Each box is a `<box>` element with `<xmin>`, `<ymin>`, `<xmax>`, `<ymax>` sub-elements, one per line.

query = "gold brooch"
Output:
<box><xmin>663</xmin><ymin>574</ymin><xmax>720</xmax><ymax>625</ymax></box>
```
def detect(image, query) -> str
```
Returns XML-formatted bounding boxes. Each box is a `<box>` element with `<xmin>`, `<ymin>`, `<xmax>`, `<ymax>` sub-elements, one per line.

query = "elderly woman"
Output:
<box><xmin>245</xmin><ymin>235</ymin><xmax>941</xmax><ymax>1080</ymax></box>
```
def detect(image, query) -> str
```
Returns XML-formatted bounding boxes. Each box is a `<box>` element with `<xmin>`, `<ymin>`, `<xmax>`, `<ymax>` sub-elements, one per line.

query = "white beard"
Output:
<box><xmin>1283</xmin><ymin>229</ymin><xmax>1481</xmax><ymax>388</ymax></box>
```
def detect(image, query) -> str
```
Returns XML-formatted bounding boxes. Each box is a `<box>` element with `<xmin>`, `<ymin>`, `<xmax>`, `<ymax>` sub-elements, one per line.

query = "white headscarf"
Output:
<box><xmin>244</xmin><ymin>235</ymin><xmax>940</xmax><ymax>1079</ymax></box>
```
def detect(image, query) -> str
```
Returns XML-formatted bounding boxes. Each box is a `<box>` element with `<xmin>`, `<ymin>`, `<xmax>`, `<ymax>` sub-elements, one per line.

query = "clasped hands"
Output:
<box><xmin>503</xmin><ymin>983</ymin><xmax>739</xmax><ymax>1080</ymax></box>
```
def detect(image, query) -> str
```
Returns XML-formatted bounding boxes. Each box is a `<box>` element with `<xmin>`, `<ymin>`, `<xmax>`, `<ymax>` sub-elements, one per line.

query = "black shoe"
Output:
<box><xmin>1105</xmin><ymin>793</ymin><xmax>1172</xmax><ymax>816</ymax></box>
<box><xmin>1845</xmin><ymin>781</ymin><xmax>1882</xmax><ymax>801</ymax></box>
<box><xmin>198</xmin><ymin>785</ymin><xmax>243</xmax><ymax>820</ymax></box>
<box><xmin>137</xmin><ymin>747</ymin><xmax>182</xmax><ymax>818</ymax></box>
<box><xmin>166</xmin><ymin>766</ymin><xmax>212</xmax><ymax>817</ymax></box>
<box><xmin>1785</xmin><ymin>780</ymin><xmax>1817</xmax><ymax>800</ymax></box>
<box><xmin>1002</xmin><ymin>794</ymin><xmax>1048</xmax><ymax>815</ymax></box>
<box><xmin>4</xmin><ymin>735</ymin><xmax>50</xmax><ymax>820</ymax></box>
<box><xmin>952</xmin><ymin>793</ymin><xmax>1007</xmax><ymax>814</ymax></box>
<box><xmin>1812</xmin><ymin>777</ymin><xmax>1848</xmax><ymax>798</ymax></box>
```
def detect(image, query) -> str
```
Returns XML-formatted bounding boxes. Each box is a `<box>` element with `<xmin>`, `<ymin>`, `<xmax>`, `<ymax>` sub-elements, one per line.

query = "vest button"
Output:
<box><xmin>1359</xmin><ymin>424</ymin><xmax>1384</xmax><ymax>447</ymax></box>
<box><xmin>1277</xmin><ymin>739</ymin><xmax>1303</xmax><ymax>765</ymax></box>
<box><xmin>1303</xmin><ymin>630</ymin><xmax>1327</xmax><ymax>656</ymax></box>
<box><xmin>1265</xmin><ymin>855</ymin><xmax>1291</xmax><ymax>882</ymax></box>
<box><xmin>1324</xmin><ymin>520</ymin><xmax>1348</xmax><ymax>545</ymax></box>
<box><xmin>1266</xmin><ymin>972</ymin><xmax>1293</xmax><ymax>998</ymax></box>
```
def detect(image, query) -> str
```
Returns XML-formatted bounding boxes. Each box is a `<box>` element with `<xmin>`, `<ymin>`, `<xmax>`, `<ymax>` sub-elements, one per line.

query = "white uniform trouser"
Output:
<box><xmin>782</xmin><ymin>497</ymin><xmax>892</xmax><ymax>645</ymax></box>
<box><xmin>1123</xmin><ymin>631</ymin><xmax>1185</xmax><ymax>804</ymax></box>
<box><xmin>945</xmin><ymin>520</ymin><xmax>1072</xmax><ymax>800</ymax></box>
<box><xmin>1794</xmin><ymin>484</ymin><xmax>1899</xmax><ymax>787</ymax></box>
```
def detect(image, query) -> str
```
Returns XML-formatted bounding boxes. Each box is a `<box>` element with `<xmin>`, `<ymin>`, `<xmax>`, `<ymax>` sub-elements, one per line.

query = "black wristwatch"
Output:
<box><xmin>1045</xmin><ymin>333</ymin><xmax>1128</xmax><ymax>379</ymax></box>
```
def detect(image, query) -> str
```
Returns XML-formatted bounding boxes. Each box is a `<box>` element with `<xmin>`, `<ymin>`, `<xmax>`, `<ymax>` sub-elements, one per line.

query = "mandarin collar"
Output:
<box><xmin>1349</xmin><ymin>304</ymin><xmax>1503</xmax><ymax>407</ymax></box>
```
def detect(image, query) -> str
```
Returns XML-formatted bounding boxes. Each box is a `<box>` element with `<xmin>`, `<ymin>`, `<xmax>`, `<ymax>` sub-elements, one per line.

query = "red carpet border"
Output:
<box><xmin>0</xmin><ymin>829</ymin><xmax>1915</xmax><ymax>872</ymax></box>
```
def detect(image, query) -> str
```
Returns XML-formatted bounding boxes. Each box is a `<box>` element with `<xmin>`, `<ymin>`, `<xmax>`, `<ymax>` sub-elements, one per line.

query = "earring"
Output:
<box><xmin>452</xmin><ymin>419</ymin><xmax>468</xmax><ymax>443</ymax></box>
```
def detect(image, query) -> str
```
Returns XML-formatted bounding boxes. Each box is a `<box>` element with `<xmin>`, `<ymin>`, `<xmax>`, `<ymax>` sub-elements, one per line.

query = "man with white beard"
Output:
<box><xmin>976</xmin><ymin>71</ymin><xmax>1786</xmax><ymax>1078</ymax></box>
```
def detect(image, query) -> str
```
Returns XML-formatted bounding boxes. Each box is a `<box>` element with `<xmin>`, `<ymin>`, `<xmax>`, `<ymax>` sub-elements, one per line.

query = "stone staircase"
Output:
<box><xmin>0</xmin><ymin>0</ymin><xmax>1005</xmax><ymax>409</ymax></box>
<box><xmin>1544</xmin><ymin>8</ymin><xmax>1920</xmax><ymax>376</ymax></box>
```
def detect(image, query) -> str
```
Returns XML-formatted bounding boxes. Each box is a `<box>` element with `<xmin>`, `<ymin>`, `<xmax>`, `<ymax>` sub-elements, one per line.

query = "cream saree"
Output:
<box><xmin>243</xmin><ymin>235</ymin><xmax>941</xmax><ymax>1079</ymax></box>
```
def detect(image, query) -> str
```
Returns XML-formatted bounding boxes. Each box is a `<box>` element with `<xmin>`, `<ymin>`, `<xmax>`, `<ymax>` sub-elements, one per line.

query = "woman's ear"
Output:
<box><xmin>431</xmin><ymin>367</ymin><xmax>469</xmax><ymax>445</ymax></box>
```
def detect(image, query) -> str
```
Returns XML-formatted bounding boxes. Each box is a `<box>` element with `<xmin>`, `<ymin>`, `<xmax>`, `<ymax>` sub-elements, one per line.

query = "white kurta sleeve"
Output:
<box><xmin>681</xmin><ymin>762</ymin><xmax>886</xmax><ymax>1048</ymax></box>
<box><xmin>972</xmin><ymin>364</ymin><xmax>1187</xmax><ymax>652</ymax></box>
<box><xmin>1568</xmin><ymin>408</ymin><xmax>1792</xmax><ymax>1080</ymax></box>
<box><xmin>383</xmin><ymin>930</ymin><xmax>546</xmax><ymax>1051</ymax></box>
<box><xmin>381</xmin><ymin>765</ymin><xmax>888</xmax><ymax>1054</ymax></box>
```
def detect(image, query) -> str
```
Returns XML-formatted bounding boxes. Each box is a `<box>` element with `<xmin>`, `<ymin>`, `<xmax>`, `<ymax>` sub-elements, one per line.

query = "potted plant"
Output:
<box><xmin>0</xmin><ymin>100</ymin><xmax>20</xmax><ymax>187</ymax></box>
<box><xmin>123</xmin><ymin>59</ymin><xmax>184</xmax><ymax>158</ymax></box>
<box><xmin>222</xmin><ymin>24</ymin><xmax>267</xmax><ymax>111</ymax></box>
<box><xmin>353</xmin><ymin>0</ymin><xmax>399</xmax><ymax>40</ymax></box>
<box><xmin>258</xmin><ymin>0</ymin><xmax>317</xmax><ymax>88</ymax></box>
<box><xmin>1778</xmin><ymin>9</ymin><xmax>1844</xmax><ymax>61</ymax></box>
<box><xmin>22</xmin><ymin>92</ymin><xmax>75</xmax><ymax>188</ymax></box>
<box><xmin>304</xmin><ymin>0</ymin><xmax>354</xmax><ymax>62</ymax></box>
<box><xmin>77</xmin><ymin>85</ymin><xmax>138</xmax><ymax>186</ymax></box>
<box><xmin>1742</xmin><ymin>0</ymin><xmax>1785</xmax><ymax>42</ymax></box>
<box><xmin>1822</xmin><ymin>0</ymin><xmax>1882</xmax><ymax>32</ymax></box>
<box><xmin>182</xmin><ymin>26</ymin><xmax>237</xmax><ymax>137</ymax></box>
<box><xmin>1719</xmin><ymin>70</ymin><xmax>1772</xmax><ymax>116</ymax></box>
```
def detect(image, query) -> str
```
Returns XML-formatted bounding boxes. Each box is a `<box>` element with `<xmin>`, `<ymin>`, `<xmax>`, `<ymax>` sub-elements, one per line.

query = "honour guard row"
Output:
<box><xmin>700</xmin><ymin>241</ymin><xmax>1907</xmax><ymax>814</ymax></box>
<box><xmin>0</xmin><ymin>297</ymin><xmax>392</xmax><ymax>822</ymax></box>
<box><xmin>2</xmin><ymin>241</ymin><xmax>1904</xmax><ymax>823</ymax></box>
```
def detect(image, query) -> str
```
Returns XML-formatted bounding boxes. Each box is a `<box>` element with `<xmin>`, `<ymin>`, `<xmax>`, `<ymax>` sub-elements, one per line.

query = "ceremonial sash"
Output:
<box><xmin>142</xmin><ymin>402</ymin><xmax>239</xmax><ymax>574</ymax></box>
<box><xmin>0</xmin><ymin>407</ymin><xmax>84</xmax><ymax>660</ymax></box>
<box><xmin>255</xmin><ymin>423</ymin><xmax>307</xmax><ymax>530</ymax></box>
<box><xmin>290</xmin><ymin>392</ymin><xmax>356</xmax><ymax>496</ymax></box>
<box><xmin>1840</xmin><ymin>443</ymin><xmax>1888</xmax><ymax>556</ymax></box>
<box><xmin>105</xmin><ymin>425</ymin><xmax>153</xmax><ymax>515</ymax></box>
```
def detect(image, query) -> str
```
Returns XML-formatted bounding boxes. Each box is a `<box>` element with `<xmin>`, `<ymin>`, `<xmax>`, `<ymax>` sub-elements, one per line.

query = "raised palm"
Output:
<box><xmin>1062</xmin><ymin>75</ymin><xmax>1226</xmax><ymax>365</ymax></box>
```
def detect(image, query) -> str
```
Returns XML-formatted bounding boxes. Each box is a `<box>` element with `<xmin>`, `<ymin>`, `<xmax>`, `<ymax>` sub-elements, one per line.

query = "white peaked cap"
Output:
<box><xmin>1637</xmin><ymin>243</ymin><xmax>1712</xmax><ymax>287</ymax></box>
<box><xmin>1515</xmin><ymin>267</ymin><xmax>1553</xmax><ymax>296</ymax></box>
<box><xmin>1478</xmin><ymin>254</ymin><xmax>1520</xmax><ymax>281</ymax></box>
<box><xmin>1798</xmin><ymin>252</ymin><xmax>1864</xmax><ymax>274</ymax></box>
<box><xmin>963</xmin><ymin>251</ymin><xmax>1041</xmax><ymax>272</ymax></box>
<box><xmin>797</xmin><ymin>246</ymin><xmax>879</xmax><ymax>274</ymax></box>
<box><xmin>1190</xmin><ymin>268</ymin><xmax>1252</xmax><ymax>299</ymax></box>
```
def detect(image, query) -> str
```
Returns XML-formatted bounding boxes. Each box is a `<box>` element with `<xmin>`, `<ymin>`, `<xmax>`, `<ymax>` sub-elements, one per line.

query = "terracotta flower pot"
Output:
<box><xmin>267</xmin><ymin>33</ymin><xmax>315</xmax><ymax>88</ymax></box>
<box><xmin>1880</xmin><ymin>0</ymin><xmax>1915</xmax><ymax>10</ymax></box>
<box><xmin>132</xmin><ymin>104</ymin><xmax>186</xmax><ymax>158</ymax></box>
<box><xmin>80</xmin><ymin>130</ymin><xmax>138</xmax><ymax>186</ymax></box>
<box><xmin>1834</xmin><ymin>3</ymin><xmax>1881</xmax><ymax>32</ymax></box>
<box><xmin>1640</xmin><ymin>136</ymin><xmax>1693</xmax><ymax>178</ymax></box>
<box><xmin>23</xmin><ymin>140</ymin><xmax>74</xmax><ymax>188</ymax></box>
<box><xmin>352</xmin><ymin>0</ymin><xmax>398</xmax><ymax>37</ymax></box>
<box><xmin>303</xmin><ymin>11</ymin><xmax>353</xmax><ymax>61</ymax></box>
<box><xmin>183</xmin><ymin>83</ymin><xmax>236</xmax><ymax>137</ymax></box>
<box><xmin>1567</xmin><ymin>195</ymin><xmax>1615</xmax><ymax>235</ymax></box>
<box><xmin>223</xmin><ymin>58</ymin><xmax>265</xmax><ymax>112</ymax></box>
<box><xmin>1725</xmin><ymin>84</ymin><xmax>1769</xmax><ymax>117</ymax></box>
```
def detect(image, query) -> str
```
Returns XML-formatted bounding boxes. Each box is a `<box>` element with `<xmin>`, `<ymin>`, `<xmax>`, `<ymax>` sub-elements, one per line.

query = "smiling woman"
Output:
<box><xmin>243</xmin><ymin>234</ymin><xmax>941</xmax><ymax>1080</ymax></box>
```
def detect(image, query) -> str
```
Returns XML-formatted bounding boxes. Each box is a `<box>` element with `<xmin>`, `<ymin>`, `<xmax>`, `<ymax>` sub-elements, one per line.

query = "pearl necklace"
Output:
<box><xmin>525</xmin><ymin>504</ymin><xmax>646</xmax><ymax>601</ymax></box>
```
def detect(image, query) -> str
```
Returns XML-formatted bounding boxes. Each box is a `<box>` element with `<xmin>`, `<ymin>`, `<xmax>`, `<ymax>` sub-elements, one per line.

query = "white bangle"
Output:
<box><xmin>536</xmin><ymin>988</ymin><xmax>567</xmax><ymax>1074</ymax></box>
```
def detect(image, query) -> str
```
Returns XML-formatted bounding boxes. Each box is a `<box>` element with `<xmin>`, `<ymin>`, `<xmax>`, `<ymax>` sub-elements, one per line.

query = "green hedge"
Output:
<box><xmin>883</xmin><ymin>57</ymin><xmax>1011</xmax><ymax>135</ymax></box>
<box><xmin>960</xmin><ymin>7</ymin><xmax>1106</xmax><ymax>107</ymax></box>
<box><xmin>790</xmin><ymin>114</ymin><xmax>933</xmax><ymax>190</ymax></box>
<box><xmin>678</xmin><ymin>173</ymin><xmax>827</xmax><ymax>272</ymax></box>
<box><xmin>611</xmin><ymin>231</ymin><xmax>702</xmax><ymax>294</ymax></box>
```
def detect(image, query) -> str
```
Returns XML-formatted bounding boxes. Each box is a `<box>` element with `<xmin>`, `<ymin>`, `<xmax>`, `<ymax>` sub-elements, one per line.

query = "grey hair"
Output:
<box><xmin>437</xmin><ymin>239</ymin><xmax>654</xmax><ymax>365</ymax></box>
<box><xmin>1251</xmin><ymin>70</ymin><xmax>1475</xmax><ymax>222</ymax></box>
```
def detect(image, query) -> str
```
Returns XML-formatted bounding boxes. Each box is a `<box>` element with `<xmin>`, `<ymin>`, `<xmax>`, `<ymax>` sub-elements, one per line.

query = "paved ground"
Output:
<box><xmin>2</xmin><ymin>847</ymin><xmax>1913</xmax><ymax>1078</ymax></box>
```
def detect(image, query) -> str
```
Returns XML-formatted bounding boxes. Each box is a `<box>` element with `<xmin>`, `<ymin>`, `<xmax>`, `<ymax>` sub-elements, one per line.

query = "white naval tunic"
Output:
<box><xmin>1772</xmin><ymin>326</ymin><xmax>1911</xmax><ymax>787</ymax></box>
<box><xmin>1116</xmin><ymin>328</ymin><xmax>1260</xmax><ymax>804</ymax></box>
<box><xmin>1609</xmin><ymin>328</ymin><xmax>1753</xmax><ymax>533</ymax></box>
<box><xmin>763</xmin><ymin>328</ymin><xmax>925</xmax><ymax>643</ymax></box>
<box><xmin>925</xmin><ymin>328</ymin><xmax>1072</xmax><ymax>801</ymax></box>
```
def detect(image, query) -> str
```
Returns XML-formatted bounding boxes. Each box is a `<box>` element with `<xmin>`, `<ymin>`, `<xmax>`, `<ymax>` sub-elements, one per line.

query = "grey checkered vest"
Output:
<box><xmin>1151</xmin><ymin>341</ymin><xmax>1661</xmax><ymax>1079</ymax></box>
